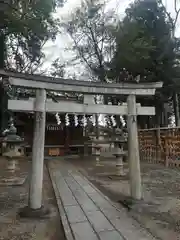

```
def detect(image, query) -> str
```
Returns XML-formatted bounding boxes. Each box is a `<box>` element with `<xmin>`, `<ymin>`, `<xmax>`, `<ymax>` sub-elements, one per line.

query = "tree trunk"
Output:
<box><xmin>115</xmin><ymin>115</ymin><xmax>121</xmax><ymax>128</ymax></box>
<box><xmin>0</xmin><ymin>32</ymin><xmax>6</xmax><ymax>68</ymax></box>
<box><xmin>94</xmin><ymin>96</ymin><xmax>100</xmax><ymax>139</ymax></box>
<box><xmin>95</xmin><ymin>114</ymin><xmax>99</xmax><ymax>139</ymax></box>
<box><xmin>155</xmin><ymin>105</ymin><xmax>161</xmax><ymax>128</ymax></box>
<box><xmin>163</xmin><ymin>103</ymin><xmax>169</xmax><ymax>127</ymax></box>
<box><xmin>137</xmin><ymin>116</ymin><xmax>146</xmax><ymax>129</ymax></box>
<box><xmin>0</xmin><ymin>32</ymin><xmax>8</xmax><ymax>134</ymax></box>
<box><xmin>173</xmin><ymin>92</ymin><xmax>180</xmax><ymax>126</ymax></box>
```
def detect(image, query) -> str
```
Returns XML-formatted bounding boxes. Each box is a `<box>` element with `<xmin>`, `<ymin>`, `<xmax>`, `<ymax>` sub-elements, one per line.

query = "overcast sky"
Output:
<box><xmin>42</xmin><ymin>0</ymin><xmax>180</xmax><ymax>76</ymax></box>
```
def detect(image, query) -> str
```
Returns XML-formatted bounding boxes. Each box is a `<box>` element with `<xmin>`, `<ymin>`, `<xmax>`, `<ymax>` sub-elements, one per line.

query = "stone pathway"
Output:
<box><xmin>48</xmin><ymin>160</ymin><xmax>157</xmax><ymax>240</ymax></box>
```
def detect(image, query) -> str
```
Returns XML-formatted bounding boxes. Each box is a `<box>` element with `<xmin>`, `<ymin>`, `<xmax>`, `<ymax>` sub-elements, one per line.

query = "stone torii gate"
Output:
<box><xmin>1</xmin><ymin>70</ymin><xmax>162</xmax><ymax>217</ymax></box>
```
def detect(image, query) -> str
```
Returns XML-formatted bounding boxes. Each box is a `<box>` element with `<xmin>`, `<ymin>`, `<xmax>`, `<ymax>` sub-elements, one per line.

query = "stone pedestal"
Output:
<box><xmin>94</xmin><ymin>145</ymin><xmax>101</xmax><ymax>166</ymax></box>
<box><xmin>114</xmin><ymin>148</ymin><xmax>127</xmax><ymax>176</ymax></box>
<box><xmin>113</xmin><ymin>131</ymin><xmax>127</xmax><ymax>177</ymax></box>
<box><xmin>19</xmin><ymin>205</ymin><xmax>50</xmax><ymax>219</ymax></box>
<box><xmin>0</xmin><ymin>157</ymin><xmax>25</xmax><ymax>186</ymax></box>
<box><xmin>7</xmin><ymin>158</ymin><xmax>18</xmax><ymax>172</ymax></box>
<box><xmin>115</xmin><ymin>155</ymin><xmax>124</xmax><ymax>176</ymax></box>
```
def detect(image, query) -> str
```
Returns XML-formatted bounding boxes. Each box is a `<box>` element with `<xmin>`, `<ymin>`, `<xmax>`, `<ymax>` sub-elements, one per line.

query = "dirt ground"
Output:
<box><xmin>68</xmin><ymin>156</ymin><xmax>180</xmax><ymax>240</ymax></box>
<box><xmin>0</xmin><ymin>158</ymin><xmax>65</xmax><ymax>240</ymax></box>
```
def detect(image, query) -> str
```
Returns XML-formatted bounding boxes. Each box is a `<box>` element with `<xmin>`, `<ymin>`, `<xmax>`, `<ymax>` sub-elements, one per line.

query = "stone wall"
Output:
<box><xmin>139</xmin><ymin>127</ymin><xmax>180</xmax><ymax>167</ymax></box>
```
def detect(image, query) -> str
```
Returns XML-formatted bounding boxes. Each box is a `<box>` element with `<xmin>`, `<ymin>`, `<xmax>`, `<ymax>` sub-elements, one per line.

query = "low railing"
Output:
<box><xmin>138</xmin><ymin>127</ymin><xmax>180</xmax><ymax>167</ymax></box>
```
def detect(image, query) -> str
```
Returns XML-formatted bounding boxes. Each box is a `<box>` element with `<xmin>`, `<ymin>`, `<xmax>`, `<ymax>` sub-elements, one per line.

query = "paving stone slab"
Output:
<box><xmin>56</xmin><ymin>198</ymin><xmax>74</xmax><ymax>240</ymax></box>
<box><xmin>99</xmin><ymin>230</ymin><xmax>124</xmax><ymax>240</ymax></box>
<box><xmin>64</xmin><ymin>205</ymin><xmax>87</xmax><ymax>224</ymax></box>
<box><xmin>73</xmin><ymin>189</ymin><xmax>89</xmax><ymax>201</ymax></box>
<box><xmin>51</xmin><ymin>170</ymin><xmax>63</xmax><ymax>178</ymax></box>
<box><xmin>111</xmin><ymin>218</ymin><xmax>155</xmax><ymax>240</ymax></box>
<box><xmin>100</xmin><ymin>206</ymin><xmax>122</xmax><ymax>220</ymax></box>
<box><xmin>69</xmin><ymin>189</ymin><xmax>98</xmax><ymax>212</ymax></box>
<box><xmin>86</xmin><ymin>210</ymin><xmax>114</xmax><ymax>233</ymax></box>
<box><xmin>49</xmin><ymin>167</ymin><xmax>74</xmax><ymax>240</ymax></box>
<box><xmin>81</xmin><ymin>184</ymin><xmax>97</xmax><ymax>194</ymax></box>
<box><xmin>80</xmin><ymin>198</ymin><xmax>99</xmax><ymax>212</ymax></box>
<box><xmin>50</xmin><ymin>175</ymin><xmax>61</xmax><ymax>199</ymax></box>
<box><xmin>69</xmin><ymin>174</ymin><xmax>96</xmax><ymax>194</ymax></box>
<box><xmin>72</xmin><ymin>174</ymin><xmax>88</xmax><ymax>187</ymax></box>
<box><xmin>65</xmin><ymin>176</ymin><xmax>82</xmax><ymax>191</ymax></box>
<box><xmin>59</xmin><ymin>193</ymin><xmax>77</xmax><ymax>206</ymax></box>
<box><xmin>55</xmin><ymin>179</ymin><xmax>70</xmax><ymax>193</ymax></box>
<box><xmin>55</xmin><ymin>179</ymin><xmax>78</xmax><ymax>206</ymax></box>
<box><xmin>64</xmin><ymin>174</ymin><xmax>99</xmax><ymax>212</ymax></box>
<box><xmin>88</xmin><ymin>192</ymin><xmax>113</xmax><ymax>208</ymax></box>
<box><xmin>71</xmin><ymin>221</ymin><xmax>99</xmax><ymax>240</ymax></box>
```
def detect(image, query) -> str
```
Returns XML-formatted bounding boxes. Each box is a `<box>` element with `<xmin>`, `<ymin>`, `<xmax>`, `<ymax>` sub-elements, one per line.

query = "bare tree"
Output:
<box><xmin>61</xmin><ymin>0</ymin><xmax>116</xmax><ymax>82</ymax></box>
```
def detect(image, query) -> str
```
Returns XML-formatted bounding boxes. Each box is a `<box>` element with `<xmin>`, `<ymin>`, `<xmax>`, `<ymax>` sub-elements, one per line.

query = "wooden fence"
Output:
<box><xmin>138</xmin><ymin>127</ymin><xmax>180</xmax><ymax>167</ymax></box>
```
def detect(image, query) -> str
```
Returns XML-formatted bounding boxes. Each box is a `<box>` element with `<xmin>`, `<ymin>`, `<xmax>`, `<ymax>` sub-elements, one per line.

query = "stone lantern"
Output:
<box><xmin>91</xmin><ymin>138</ymin><xmax>102</xmax><ymax>166</ymax></box>
<box><xmin>2</xmin><ymin>122</ymin><xmax>24</xmax><ymax>184</ymax></box>
<box><xmin>113</xmin><ymin>128</ymin><xmax>128</xmax><ymax>176</ymax></box>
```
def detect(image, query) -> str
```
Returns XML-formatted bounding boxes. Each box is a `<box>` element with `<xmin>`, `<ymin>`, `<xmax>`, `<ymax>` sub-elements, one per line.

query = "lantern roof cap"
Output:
<box><xmin>2</xmin><ymin>124</ymin><xmax>23</xmax><ymax>143</ymax></box>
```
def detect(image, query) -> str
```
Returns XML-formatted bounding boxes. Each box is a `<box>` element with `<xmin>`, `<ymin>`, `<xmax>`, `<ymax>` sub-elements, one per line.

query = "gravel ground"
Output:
<box><xmin>0</xmin><ymin>158</ymin><xmax>65</xmax><ymax>240</ymax></box>
<box><xmin>68</xmin><ymin>157</ymin><xmax>180</xmax><ymax>240</ymax></box>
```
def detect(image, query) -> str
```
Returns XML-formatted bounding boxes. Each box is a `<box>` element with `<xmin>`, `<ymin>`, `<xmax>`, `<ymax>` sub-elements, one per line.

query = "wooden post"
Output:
<box><xmin>84</xmin><ymin>125</ymin><xmax>89</xmax><ymax>156</ymax></box>
<box><xmin>165</xmin><ymin>138</ymin><xmax>169</xmax><ymax>167</ymax></box>
<box><xmin>156</xmin><ymin>128</ymin><xmax>161</xmax><ymax>162</ymax></box>
<box><xmin>127</xmin><ymin>95</ymin><xmax>142</xmax><ymax>200</ymax></box>
<box><xmin>65</xmin><ymin>125</ymin><xmax>70</xmax><ymax>154</ymax></box>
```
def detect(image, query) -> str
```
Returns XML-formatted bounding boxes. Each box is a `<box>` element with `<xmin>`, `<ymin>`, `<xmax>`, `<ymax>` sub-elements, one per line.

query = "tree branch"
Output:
<box><xmin>175</xmin><ymin>0</ymin><xmax>178</xmax><ymax>13</ymax></box>
<box><xmin>174</xmin><ymin>0</ymin><xmax>180</xmax><ymax>29</ymax></box>
<box><xmin>69</xmin><ymin>32</ymin><xmax>94</xmax><ymax>72</ymax></box>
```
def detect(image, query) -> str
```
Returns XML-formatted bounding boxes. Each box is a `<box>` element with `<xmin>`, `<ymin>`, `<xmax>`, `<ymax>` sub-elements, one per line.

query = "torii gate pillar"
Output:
<box><xmin>127</xmin><ymin>94</ymin><xmax>142</xmax><ymax>200</ymax></box>
<box><xmin>20</xmin><ymin>89</ymin><xmax>48</xmax><ymax>217</ymax></box>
